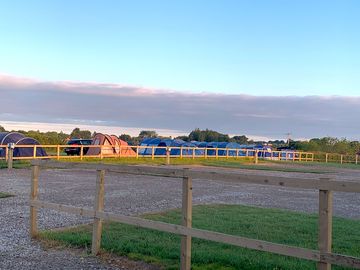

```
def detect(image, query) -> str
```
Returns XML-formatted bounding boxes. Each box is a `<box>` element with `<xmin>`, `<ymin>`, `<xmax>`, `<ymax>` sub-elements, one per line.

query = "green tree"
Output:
<box><xmin>231</xmin><ymin>135</ymin><xmax>248</xmax><ymax>144</ymax></box>
<box><xmin>70</xmin><ymin>128</ymin><xmax>92</xmax><ymax>139</ymax></box>
<box><xmin>139</xmin><ymin>130</ymin><xmax>158</xmax><ymax>139</ymax></box>
<box><xmin>0</xmin><ymin>125</ymin><xmax>6</xmax><ymax>132</ymax></box>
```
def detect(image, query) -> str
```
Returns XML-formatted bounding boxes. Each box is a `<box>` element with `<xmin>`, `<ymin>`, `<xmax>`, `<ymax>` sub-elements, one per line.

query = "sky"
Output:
<box><xmin>0</xmin><ymin>1</ymin><xmax>359</xmax><ymax>140</ymax></box>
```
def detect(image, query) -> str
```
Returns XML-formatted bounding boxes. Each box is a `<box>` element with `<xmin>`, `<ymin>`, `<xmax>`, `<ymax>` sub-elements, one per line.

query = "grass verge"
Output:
<box><xmin>40</xmin><ymin>204</ymin><xmax>360</xmax><ymax>270</ymax></box>
<box><xmin>0</xmin><ymin>160</ymin><xmax>31</xmax><ymax>169</ymax></box>
<box><xmin>0</xmin><ymin>192</ymin><xmax>14</xmax><ymax>198</ymax></box>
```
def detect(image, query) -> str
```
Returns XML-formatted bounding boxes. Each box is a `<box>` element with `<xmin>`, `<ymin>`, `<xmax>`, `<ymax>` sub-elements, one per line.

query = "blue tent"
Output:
<box><xmin>0</xmin><ymin>132</ymin><xmax>47</xmax><ymax>157</ymax></box>
<box><xmin>204</xmin><ymin>142</ymin><xmax>242</xmax><ymax>156</ymax></box>
<box><xmin>155</xmin><ymin>139</ymin><xmax>185</xmax><ymax>155</ymax></box>
<box><xmin>139</xmin><ymin>138</ymin><xmax>162</xmax><ymax>155</ymax></box>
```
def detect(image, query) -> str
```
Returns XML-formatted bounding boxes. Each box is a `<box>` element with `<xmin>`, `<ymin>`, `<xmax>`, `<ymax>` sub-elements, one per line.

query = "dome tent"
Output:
<box><xmin>0</xmin><ymin>132</ymin><xmax>47</xmax><ymax>157</ymax></box>
<box><xmin>86</xmin><ymin>133</ymin><xmax>136</xmax><ymax>157</ymax></box>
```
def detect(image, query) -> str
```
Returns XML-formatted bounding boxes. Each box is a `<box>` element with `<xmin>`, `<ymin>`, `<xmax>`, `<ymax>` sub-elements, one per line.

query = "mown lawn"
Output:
<box><xmin>0</xmin><ymin>160</ymin><xmax>30</xmax><ymax>169</ymax></box>
<box><xmin>0</xmin><ymin>192</ymin><xmax>14</xmax><ymax>198</ymax></box>
<box><xmin>40</xmin><ymin>204</ymin><xmax>360</xmax><ymax>270</ymax></box>
<box><xmin>60</xmin><ymin>157</ymin><xmax>330</xmax><ymax>174</ymax></box>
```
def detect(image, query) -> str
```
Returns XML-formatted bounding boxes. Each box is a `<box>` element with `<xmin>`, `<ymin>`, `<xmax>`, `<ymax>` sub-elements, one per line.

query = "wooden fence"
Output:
<box><xmin>1</xmin><ymin>143</ymin><xmax>316</xmax><ymax>161</ymax></box>
<box><xmin>30</xmin><ymin>160</ymin><xmax>360</xmax><ymax>270</ymax></box>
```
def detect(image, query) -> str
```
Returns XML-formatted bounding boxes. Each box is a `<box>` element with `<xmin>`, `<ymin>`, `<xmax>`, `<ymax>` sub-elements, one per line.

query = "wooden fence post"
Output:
<box><xmin>192</xmin><ymin>148</ymin><xmax>195</xmax><ymax>159</ymax></box>
<box><xmin>318</xmin><ymin>178</ymin><xmax>333</xmax><ymax>270</ymax></box>
<box><xmin>30</xmin><ymin>165</ymin><xmax>40</xmax><ymax>238</ymax></box>
<box><xmin>180</xmin><ymin>171</ymin><xmax>192</xmax><ymax>270</ymax></box>
<box><xmin>166</xmin><ymin>148</ymin><xmax>171</xmax><ymax>165</ymax></box>
<box><xmin>136</xmin><ymin>146</ymin><xmax>139</xmax><ymax>159</ymax></box>
<box><xmin>356</xmin><ymin>154</ymin><xmax>358</xmax><ymax>165</ymax></box>
<box><xmin>33</xmin><ymin>145</ymin><xmax>37</xmax><ymax>159</ymax></box>
<box><xmin>216</xmin><ymin>148</ymin><xmax>218</xmax><ymax>159</ymax></box>
<box><xmin>254</xmin><ymin>150</ymin><xmax>258</xmax><ymax>164</ymax></box>
<box><xmin>180</xmin><ymin>147</ymin><xmax>183</xmax><ymax>159</ymax></box>
<box><xmin>80</xmin><ymin>145</ymin><xmax>84</xmax><ymax>160</ymax></box>
<box><xmin>204</xmin><ymin>148</ymin><xmax>207</xmax><ymax>159</ymax></box>
<box><xmin>7</xmin><ymin>144</ymin><xmax>14</xmax><ymax>169</ymax></box>
<box><xmin>152</xmin><ymin>146</ymin><xmax>155</xmax><ymax>160</ymax></box>
<box><xmin>92</xmin><ymin>170</ymin><xmax>105</xmax><ymax>255</ymax></box>
<box><xmin>325</xmin><ymin>153</ymin><xmax>328</xmax><ymax>163</ymax></box>
<box><xmin>57</xmin><ymin>145</ymin><xmax>60</xmax><ymax>160</ymax></box>
<box><xmin>226</xmin><ymin>149</ymin><xmax>229</xmax><ymax>159</ymax></box>
<box><xmin>340</xmin><ymin>155</ymin><xmax>343</xmax><ymax>164</ymax></box>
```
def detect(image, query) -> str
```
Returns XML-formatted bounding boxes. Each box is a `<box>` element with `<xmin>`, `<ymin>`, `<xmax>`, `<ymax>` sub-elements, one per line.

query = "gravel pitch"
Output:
<box><xmin>1</xmin><ymin>165</ymin><xmax>360</xmax><ymax>269</ymax></box>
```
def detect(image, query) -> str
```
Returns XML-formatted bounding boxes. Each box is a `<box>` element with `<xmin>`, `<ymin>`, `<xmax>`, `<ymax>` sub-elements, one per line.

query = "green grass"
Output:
<box><xmin>0</xmin><ymin>192</ymin><xmax>14</xmax><ymax>198</ymax></box>
<box><xmin>60</xmin><ymin>157</ymin><xmax>329</xmax><ymax>174</ymax></box>
<box><xmin>40</xmin><ymin>204</ymin><xmax>360</xmax><ymax>270</ymax></box>
<box><xmin>0</xmin><ymin>160</ymin><xmax>31</xmax><ymax>169</ymax></box>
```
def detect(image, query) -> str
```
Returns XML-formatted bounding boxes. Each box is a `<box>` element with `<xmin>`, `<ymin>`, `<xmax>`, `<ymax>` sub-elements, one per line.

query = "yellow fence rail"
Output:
<box><xmin>1</xmin><ymin>144</ymin><xmax>358</xmax><ymax>167</ymax></box>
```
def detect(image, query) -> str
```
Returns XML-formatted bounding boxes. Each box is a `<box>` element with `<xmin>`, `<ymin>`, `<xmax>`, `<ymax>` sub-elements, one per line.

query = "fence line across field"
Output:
<box><xmin>30</xmin><ymin>160</ymin><xmax>360</xmax><ymax>270</ymax></box>
<box><xmin>1</xmin><ymin>143</ymin><xmax>359</xmax><ymax>166</ymax></box>
<box><xmin>2</xmin><ymin>143</ymin><xmax>316</xmax><ymax>161</ymax></box>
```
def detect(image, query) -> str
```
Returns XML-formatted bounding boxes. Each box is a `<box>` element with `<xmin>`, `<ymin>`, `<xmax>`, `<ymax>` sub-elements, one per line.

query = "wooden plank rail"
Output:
<box><xmin>29</xmin><ymin>160</ymin><xmax>360</xmax><ymax>269</ymax></box>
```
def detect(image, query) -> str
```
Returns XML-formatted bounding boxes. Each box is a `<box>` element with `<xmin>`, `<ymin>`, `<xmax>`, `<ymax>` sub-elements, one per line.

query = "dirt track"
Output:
<box><xmin>1</xmin><ymin>163</ymin><xmax>360</xmax><ymax>269</ymax></box>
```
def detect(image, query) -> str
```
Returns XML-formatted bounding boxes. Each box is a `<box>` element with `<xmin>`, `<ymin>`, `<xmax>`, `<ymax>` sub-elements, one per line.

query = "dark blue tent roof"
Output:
<box><xmin>0</xmin><ymin>132</ymin><xmax>47</xmax><ymax>157</ymax></box>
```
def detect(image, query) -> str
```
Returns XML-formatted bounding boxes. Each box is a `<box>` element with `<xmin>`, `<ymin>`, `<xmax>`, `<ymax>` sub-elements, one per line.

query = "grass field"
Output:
<box><xmin>0</xmin><ymin>160</ymin><xmax>30</xmax><ymax>169</ymax></box>
<box><xmin>40</xmin><ymin>204</ymin><xmax>360</xmax><ymax>270</ymax></box>
<box><xmin>0</xmin><ymin>192</ymin><xmax>14</xmax><ymax>198</ymax></box>
<box><xmin>57</xmin><ymin>157</ymin><xmax>330</xmax><ymax>174</ymax></box>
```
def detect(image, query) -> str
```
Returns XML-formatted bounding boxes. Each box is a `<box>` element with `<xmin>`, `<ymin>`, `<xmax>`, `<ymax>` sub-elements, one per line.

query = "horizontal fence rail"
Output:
<box><xmin>3</xmin><ymin>143</ymin><xmax>358</xmax><ymax>166</ymax></box>
<box><xmin>30</xmin><ymin>160</ymin><xmax>360</xmax><ymax>270</ymax></box>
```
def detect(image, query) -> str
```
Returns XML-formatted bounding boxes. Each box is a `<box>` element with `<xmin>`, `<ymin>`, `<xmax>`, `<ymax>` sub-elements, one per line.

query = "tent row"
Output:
<box><xmin>0</xmin><ymin>132</ymin><xmax>47</xmax><ymax>157</ymax></box>
<box><xmin>139</xmin><ymin>138</ymin><xmax>274</xmax><ymax>157</ymax></box>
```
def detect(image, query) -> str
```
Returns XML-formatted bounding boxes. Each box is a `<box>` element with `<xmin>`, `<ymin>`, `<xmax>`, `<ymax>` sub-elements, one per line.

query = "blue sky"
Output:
<box><xmin>1</xmin><ymin>0</ymin><xmax>359</xmax><ymax>96</ymax></box>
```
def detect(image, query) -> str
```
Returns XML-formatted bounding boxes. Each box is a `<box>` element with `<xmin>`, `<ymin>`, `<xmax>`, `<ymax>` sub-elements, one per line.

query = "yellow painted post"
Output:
<box><xmin>33</xmin><ymin>145</ymin><xmax>37</xmax><ymax>159</ymax></box>
<box><xmin>204</xmin><ymin>148</ymin><xmax>207</xmax><ymax>159</ymax></box>
<box><xmin>325</xmin><ymin>153</ymin><xmax>328</xmax><ymax>163</ymax></box>
<box><xmin>216</xmin><ymin>148</ymin><xmax>218</xmax><ymax>159</ymax></box>
<box><xmin>192</xmin><ymin>147</ymin><xmax>195</xmax><ymax>159</ymax></box>
<box><xmin>5</xmin><ymin>147</ymin><xmax>8</xmax><ymax>162</ymax></box>
<box><xmin>180</xmin><ymin>172</ymin><xmax>192</xmax><ymax>270</ymax></box>
<box><xmin>57</xmin><ymin>145</ymin><xmax>60</xmax><ymax>160</ymax></box>
<box><xmin>340</xmin><ymin>155</ymin><xmax>343</xmax><ymax>164</ymax></box>
<box><xmin>180</xmin><ymin>146</ymin><xmax>183</xmax><ymax>159</ymax></box>
<box><xmin>166</xmin><ymin>147</ymin><xmax>170</xmax><ymax>165</ymax></box>
<box><xmin>80</xmin><ymin>145</ymin><xmax>84</xmax><ymax>160</ymax></box>
<box><xmin>226</xmin><ymin>149</ymin><xmax>229</xmax><ymax>159</ymax></box>
<box><xmin>318</xmin><ymin>178</ymin><xmax>333</xmax><ymax>270</ymax></box>
<box><xmin>152</xmin><ymin>146</ymin><xmax>155</xmax><ymax>160</ymax></box>
<box><xmin>254</xmin><ymin>150</ymin><xmax>258</xmax><ymax>164</ymax></box>
<box><xmin>30</xmin><ymin>165</ymin><xmax>39</xmax><ymax>238</ymax></box>
<box><xmin>92</xmin><ymin>170</ymin><xmax>105</xmax><ymax>255</ymax></box>
<box><xmin>356</xmin><ymin>154</ymin><xmax>358</xmax><ymax>165</ymax></box>
<box><xmin>136</xmin><ymin>146</ymin><xmax>139</xmax><ymax>159</ymax></box>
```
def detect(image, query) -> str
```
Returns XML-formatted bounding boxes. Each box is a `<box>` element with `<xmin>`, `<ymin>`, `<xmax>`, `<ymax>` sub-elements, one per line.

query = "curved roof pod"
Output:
<box><xmin>14</xmin><ymin>137</ymin><xmax>47</xmax><ymax>157</ymax></box>
<box><xmin>139</xmin><ymin>138</ymin><xmax>162</xmax><ymax>155</ymax></box>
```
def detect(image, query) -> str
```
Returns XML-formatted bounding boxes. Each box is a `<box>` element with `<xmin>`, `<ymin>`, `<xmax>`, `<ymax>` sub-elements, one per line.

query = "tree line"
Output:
<box><xmin>1</xmin><ymin>125</ymin><xmax>359</xmax><ymax>154</ymax></box>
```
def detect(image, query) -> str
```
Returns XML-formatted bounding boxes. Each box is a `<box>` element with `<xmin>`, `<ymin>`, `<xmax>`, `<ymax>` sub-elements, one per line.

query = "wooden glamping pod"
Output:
<box><xmin>86</xmin><ymin>133</ymin><xmax>136</xmax><ymax>157</ymax></box>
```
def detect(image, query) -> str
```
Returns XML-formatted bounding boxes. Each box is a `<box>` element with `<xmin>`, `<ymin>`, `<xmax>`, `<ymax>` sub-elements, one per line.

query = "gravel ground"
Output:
<box><xmin>1</xmin><ymin>164</ymin><xmax>360</xmax><ymax>269</ymax></box>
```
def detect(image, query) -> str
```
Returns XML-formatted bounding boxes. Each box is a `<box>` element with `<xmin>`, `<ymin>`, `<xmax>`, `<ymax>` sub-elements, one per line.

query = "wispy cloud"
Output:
<box><xmin>1</xmin><ymin>74</ymin><xmax>360</xmax><ymax>140</ymax></box>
